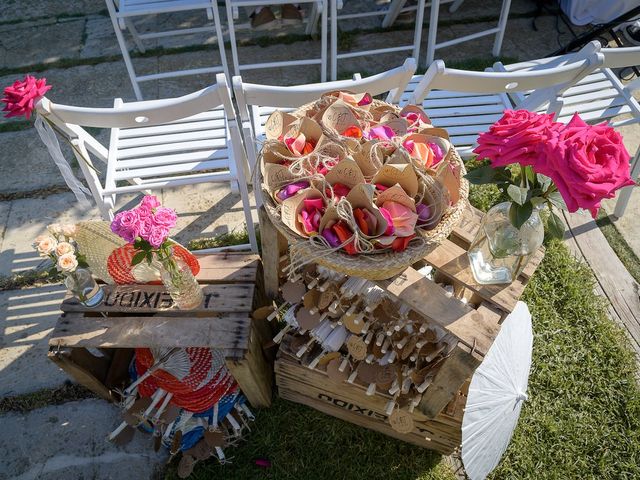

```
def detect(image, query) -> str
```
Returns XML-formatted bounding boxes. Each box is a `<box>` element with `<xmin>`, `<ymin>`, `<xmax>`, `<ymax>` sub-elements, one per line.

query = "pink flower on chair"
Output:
<box><xmin>2</xmin><ymin>75</ymin><xmax>51</xmax><ymax>119</ymax></box>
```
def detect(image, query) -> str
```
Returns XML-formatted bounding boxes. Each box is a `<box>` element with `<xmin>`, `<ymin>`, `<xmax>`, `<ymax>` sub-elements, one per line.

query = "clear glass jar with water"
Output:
<box><xmin>64</xmin><ymin>268</ymin><xmax>104</xmax><ymax>307</ymax></box>
<box><xmin>468</xmin><ymin>202</ymin><xmax>544</xmax><ymax>285</ymax></box>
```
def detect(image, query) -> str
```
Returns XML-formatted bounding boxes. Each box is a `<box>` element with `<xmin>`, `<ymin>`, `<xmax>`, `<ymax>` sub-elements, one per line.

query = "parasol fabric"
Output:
<box><xmin>461</xmin><ymin>301</ymin><xmax>533</xmax><ymax>480</ymax></box>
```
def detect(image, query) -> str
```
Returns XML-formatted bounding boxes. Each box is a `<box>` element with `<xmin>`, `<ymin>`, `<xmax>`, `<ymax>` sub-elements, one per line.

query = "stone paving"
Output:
<box><xmin>0</xmin><ymin>0</ymin><xmax>638</xmax><ymax>479</ymax></box>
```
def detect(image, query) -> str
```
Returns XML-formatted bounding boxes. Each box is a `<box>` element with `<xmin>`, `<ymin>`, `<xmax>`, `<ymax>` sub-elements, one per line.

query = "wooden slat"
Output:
<box><xmin>279</xmin><ymin>389</ymin><xmax>457</xmax><ymax>454</ymax></box>
<box><xmin>48</xmin><ymin>348</ymin><xmax>112</xmax><ymax>402</ymax></box>
<box><xmin>377</xmin><ymin>267</ymin><xmax>505</xmax><ymax>355</ymax></box>
<box><xmin>194</xmin><ymin>253</ymin><xmax>260</xmax><ymax>283</ymax></box>
<box><xmin>118</xmin><ymin>128</ymin><xmax>227</xmax><ymax>149</ymax></box>
<box><xmin>49</xmin><ymin>313</ymin><xmax>250</xmax><ymax>354</ymax></box>
<box><xmin>117</xmin><ymin>149</ymin><xmax>228</xmax><ymax>170</ymax></box>
<box><xmin>62</xmin><ymin>284</ymin><xmax>254</xmax><ymax>314</ymax></box>
<box><xmin>258</xmin><ymin>207</ymin><xmax>282</xmax><ymax>300</ymax></box>
<box><xmin>118</xmin><ymin>118</ymin><xmax>225</xmax><ymax>139</ymax></box>
<box><xmin>418</xmin><ymin>343</ymin><xmax>482</xmax><ymax>419</ymax></box>
<box><xmin>226</xmin><ymin>322</ymin><xmax>272</xmax><ymax>408</ymax></box>
<box><xmin>563</xmin><ymin>211</ymin><xmax>640</xmax><ymax>357</ymax></box>
<box><xmin>422</xmin><ymin>239</ymin><xmax>543</xmax><ymax>313</ymax></box>
<box><xmin>117</xmin><ymin>138</ymin><xmax>227</xmax><ymax>160</ymax></box>
<box><xmin>115</xmin><ymin>158</ymin><xmax>229</xmax><ymax>180</ymax></box>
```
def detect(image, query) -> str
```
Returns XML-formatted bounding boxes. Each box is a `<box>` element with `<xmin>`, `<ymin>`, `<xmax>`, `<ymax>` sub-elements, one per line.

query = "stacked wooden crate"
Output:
<box><xmin>48</xmin><ymin>253</ymin><xmax>273</xmax><ymax>409</ymax></box>
<box><xmin>264</xmin><ymin>207</ymin><xmax>544</xmax><ymax>454</ymax></box>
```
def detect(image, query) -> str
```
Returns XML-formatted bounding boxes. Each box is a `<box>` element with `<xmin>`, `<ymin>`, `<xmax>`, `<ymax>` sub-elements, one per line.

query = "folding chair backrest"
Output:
<box><xmin>233</xmin><ymin>58</ymin><xmax>416</xmax><ymax>183</ymax></box>
<box><xmin>410</xmin><ymin>43</ymin><xmax>604</xmax><ymax>116</ymax></box>
<box><xmin>602</xmin><ymin>46</ymin><xmax>640</xmax><ymax>69</ymax></box>
<box><xmin>39</xmin><ymin>79</ymin><xmax>235</xmax><ymax>129</ymax></box>
<box><xmin>235</xmin><ymin>57</ymin><xmax>417</xmax><ymax>111</ymax></box>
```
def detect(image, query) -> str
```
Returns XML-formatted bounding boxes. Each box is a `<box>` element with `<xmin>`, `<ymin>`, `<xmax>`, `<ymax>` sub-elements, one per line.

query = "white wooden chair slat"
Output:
<box><xmin>423</xmin><ymin>113</ymin><xmax>504</xmax><ymax>127</ymax></box>
<box><xmin>118</xmin><ymin>118</ymin><xmax>226</xmax><ymax>138</ymax></box>
<box><xmin>104</xmin><ymin>172</ymin><xmax>236</xmax><ymax>194</ymax></box>
<box><xmin>117</xmin><ymin>128</ymin><xmax>227</xmax><ymax>148</ymax></box>
<box><xmin>421</xmin><ymin>94</ymin><xmax>510</xmax><ymax>108</ymax></box>
<box><xmin>424</xmin><ymin>103</ymin><xmax>508</xmax><ymax>118</ymax></box>
<box><xmin>117</xmin><ymin>149</ymin><xmax>228</xmax><ymax>169</ymax></box>
<box><xmin>117</xmin><ymin>137</ymin><xmax>228</xmax><ymax>159</ymax></box>
<box><xmin>36</xmin><ymin>74</ymin><xmax>258</xmax><ymax>251</ymax></box>
<box><xmin>114</xmin><ymin>159</ymin><xmax>230</xmax><ymax>180</ymax></box>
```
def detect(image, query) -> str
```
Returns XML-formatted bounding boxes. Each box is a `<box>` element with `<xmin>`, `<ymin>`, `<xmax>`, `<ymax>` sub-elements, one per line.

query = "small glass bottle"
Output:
<box><xmin>159</xmin><ymin>250</ymin><xmax>203</xmax><ymax>310</ymax></box>
<box><xmin>468</xmin><ymin>202</ymin><xmax>544</xmax><ymax>285</ymax></box>
<box><xmin>64</xmin><ymin>268</ymin><xmax>104</xmax><ymax>307</ymax></box>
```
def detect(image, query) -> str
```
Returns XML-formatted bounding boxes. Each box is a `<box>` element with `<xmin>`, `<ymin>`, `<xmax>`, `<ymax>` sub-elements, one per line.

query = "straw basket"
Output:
<box><xmin>259</xmin><ymin>98</ymin><xmax>469</xmax><ymax>281</ymax></box>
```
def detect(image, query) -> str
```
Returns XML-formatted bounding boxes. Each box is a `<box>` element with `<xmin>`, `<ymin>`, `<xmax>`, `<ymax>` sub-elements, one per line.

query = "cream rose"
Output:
<box><xmin>55</xmin><ymin>242</ymin><xmax>74</xmax><ymax>256</ymax></box>
<box><xmin>48</xmin><ymin>223</ymin><xmax>63</xmax><ymax>236</ymax></box>
<box><xmin>36</xmin><ymin>236</ymin><xmax>57</xmax><ymax>255</ymax></box>
<box><xmin>57</xmin><ymin>253</ymin><xmax>78</xmax><ymax>272</ymax></box>
<box><xmin>61</xmin><ymin>224</ymin><xmax>78</xmax><ymax>238</ymax></box>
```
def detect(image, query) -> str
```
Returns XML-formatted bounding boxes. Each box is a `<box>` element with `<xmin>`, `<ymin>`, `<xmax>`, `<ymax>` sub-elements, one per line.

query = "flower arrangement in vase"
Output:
<box><xmin>466</xmin><ymin>110</ymin><xmax>635</xmax><ymax>285</ymax></box>
<box><xmin>110</xmin><ymin>195</ymin><xmax>203</xmax><ymax>310</ymax></box>
<box><xmin>33</xmin><ymin>223</ymin><xmax>104</xmax><ymax>307</ymax></box>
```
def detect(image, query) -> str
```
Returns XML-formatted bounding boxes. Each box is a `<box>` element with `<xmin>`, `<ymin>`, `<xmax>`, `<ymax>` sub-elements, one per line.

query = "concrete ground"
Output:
<box><xmin>0</xmin><ymin>0</ymin><xmax>638</xmax><ymax>479</ymax></box>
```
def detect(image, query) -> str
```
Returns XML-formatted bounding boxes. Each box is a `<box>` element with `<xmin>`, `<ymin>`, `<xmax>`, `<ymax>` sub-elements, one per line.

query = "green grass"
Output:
<box><xmin>0</xmin><ymin>382</ymin><xmax>95</xmax><ymax>413</ymax></box>
<box><xmin>164</xmin><ymin>166</ymin><xmax>640</xmax><ymax>479</ymax></box>
<box><xmin>165</xmin><ymin>398</ymin><xmax>455</xmax><ymax>480</ymax></box>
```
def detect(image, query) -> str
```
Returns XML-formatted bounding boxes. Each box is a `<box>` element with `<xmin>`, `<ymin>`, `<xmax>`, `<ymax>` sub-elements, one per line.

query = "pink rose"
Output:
<box><xmin>153</xmin><ymin>207</ymin><xmax>178</xmax><ymax>229</ymax></box>
<box><xmin>137</xmin><ymin>216</ymin><xmax>153</xmax><ymax>240</ymax></box>
<box><xmin>111</xmin><ymin>210</ymin><xmax>140</xmax><ymax>243</ymax></box>
<box><xmin>536</xmin><ymin>114</ymin><xmax>635</xmax><ymax>218</ymax></box>
<box><xmin>473</xmin><ymin>110</ymin><xmax>559</xmax><ymax>168</ymax></box>
<box><xmin>2</xmin><ymin>75</ymin><xmax>51</xmax><ymax>119</ymax></box>
<box><xmin>141</xmin><ymin>195</ymin><xmax>161</xmax><ymax>209</ymax></box>
<box><xmin>147</xmin><ymin>226</ymin><xmax>170</xmax><ymax>249</ymax></box>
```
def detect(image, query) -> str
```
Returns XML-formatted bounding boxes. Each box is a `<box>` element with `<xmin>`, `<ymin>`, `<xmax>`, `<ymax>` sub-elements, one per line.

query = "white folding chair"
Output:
<box><xmin>492</xmin><ymin>46</ymin><xmax>640</xmax><ymax>217</ymax></box>
<box><xmin>233</xmin><ymin>57</ymin><xmax>417</xmax><ymax>182</ymax></box>
<box><xmin>380</xmin><ymin>0</ymin><xmax>511</xmax><ymax>66</ymax></box>
<box><xmin>225</xmin><ymin>0</ymin><xmax>328</xmax><ymax>81</ymax></box>
<box><xmin>35</xmin><ymin>73</ymin><xmax>258</xmax><ymax>252</ymax></box>
<box><xmin>105</xmin><ymin>0</ymin><xmax>229</xmax><ymax>100</ymax></box>
<box><xmin>329</xmin><ymin>0</ymin><xmax>426</xmax><ymax>80</ymax></box>
<box><xmin>404</xmin><ymin>42</ymin><xmax>604</xmax><ymax>158</ymax></box>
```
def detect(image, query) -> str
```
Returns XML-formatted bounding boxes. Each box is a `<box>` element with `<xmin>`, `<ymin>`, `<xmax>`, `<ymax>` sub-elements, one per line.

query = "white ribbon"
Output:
<box><xmin>34</xmin><ymin>115</ymin><xmax>92</xmax><ymax>207</ymax></box>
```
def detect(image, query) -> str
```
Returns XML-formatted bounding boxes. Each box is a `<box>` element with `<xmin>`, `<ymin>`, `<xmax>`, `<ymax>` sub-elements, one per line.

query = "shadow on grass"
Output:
<box><xmin>165</xmin><ymin>397</ymin><xmax>453</xmax><ymax>480</ymax></box>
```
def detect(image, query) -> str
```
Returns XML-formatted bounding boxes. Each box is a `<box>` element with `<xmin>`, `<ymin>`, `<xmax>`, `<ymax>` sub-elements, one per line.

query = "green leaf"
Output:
<box><xmin>507</xmin><ymin>184</ymin><xmax>529</xmax><ymax>206</ymax></box>
<box><xmin>509</xmin><ymin>201</ymin><xmax>533</xmax><ymax>229</ymax></box>
<box><xmin>531</xmin><ymin>196</ymin><xmax>547</xmax><ymax>207</ymax></box>
<box><xmin>464</xmin><ymin>165</ymin><xmax>498</xmax><ymax>185</ymax></box>
<box><xmin>548</xmin><ymin>191</ymin><xmax>568</xmax><ymax>211</ymax></box>
<box><xmin>548</xmin><ymin>209</ymin><xmax>565</xmax><ymax>239</ymax></box>
<box><xmin>537</xmin><ymin>173</ymin><xmax>552</xmax><ymax>192</ymax></box>
<box><xmin>524</xmin><ymin>166</ymin><xmax>535</xmax><ymax>185</ymax></box>
<box><xmin>146</xmin><ymin>251</ymin><xmax>154</xmax><ymax>265</ymax></box>
<box><xmin>131</xmin><ymin>251</ymin><xmax>147</xmax><ymax>266</ymax></box>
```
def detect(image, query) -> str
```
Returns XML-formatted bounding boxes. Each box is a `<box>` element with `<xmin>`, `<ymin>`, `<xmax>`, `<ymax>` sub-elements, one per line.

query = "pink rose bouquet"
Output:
<box><xmin>468</xmin><ymin>110</ymin><xmax>635</xmax><ymax>236</ymax></box>
<box><xmin>111</xmin><ymin>195</ymin><xmax>178</xmax><ymax>265</ymax></box>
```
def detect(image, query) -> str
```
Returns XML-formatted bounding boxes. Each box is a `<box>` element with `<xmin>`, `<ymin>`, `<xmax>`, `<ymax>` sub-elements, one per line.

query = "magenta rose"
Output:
<box><xmin>536</xmin><ymin>114</ymin><xmax>635</xmax><ymax>218</ymax></box>
<box><xmin>111</xmin><ymin>210</ymin><xmax>140</xmax><ymax>243</ymax></box>
<box><xmin>474</xmin><ymin>110</ymin><xmax>559</xmax><ymax>168</ymax></box>
<box><xmin>147</xmin><ymin>226</ymin><xmax>170</xmax><ymax>249</ymax></box>
<box><xmin>152</xmin><ymin>207</ymin><xmax>178</xmax><ymax>229</ymax></box>
<box><xmin>137</xmin><ymin>216</ymin><xmax>153</xmax><ymax>240</ymax></box>
<box><xmin>2</xmin><ymin>75</ymin><xmax>52</xmax><ymax>119</ymax></box>
<box><xmin>140</xmin><ymin>195</ymin><xmax>161</xmax><ymax>209</ymax></box>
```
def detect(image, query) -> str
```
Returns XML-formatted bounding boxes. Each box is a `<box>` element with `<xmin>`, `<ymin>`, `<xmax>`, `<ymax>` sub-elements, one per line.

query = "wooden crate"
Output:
<box><xmin>268</xmin><ymin>206</ymin><xmax>544</xmax><ymax>448</ymax></box>
<box><xmin>48</xmin><ymin>252</ymin><xmax>273</xmax><ymax>408</ymax></box>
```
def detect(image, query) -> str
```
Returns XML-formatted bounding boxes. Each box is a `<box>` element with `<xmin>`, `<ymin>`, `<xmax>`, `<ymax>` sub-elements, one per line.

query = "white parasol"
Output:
<box><xmin>461</xmin><ymin>301</ymin><xmax>533</xmax><ymax>480</ymax></box>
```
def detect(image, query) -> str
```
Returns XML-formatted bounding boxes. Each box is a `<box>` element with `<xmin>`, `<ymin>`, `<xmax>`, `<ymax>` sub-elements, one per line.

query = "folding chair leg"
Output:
<box><xmin>492</xmin><ymin>0</ymin><xmax>512</xmax><ymax>57</ymax></box>
<box><xmin>613</xmin><ymin>146</ymin><xmax>640</xmax><ymax>218</ymax></box>
<box><xmin>321</xmin><ymin>0</ymin><xmax>327</xmax><ymax>82</ymax></box>
<box><xmin>448</xmin><ymin>0</ymin><xmax>465</xmax><ymax>13</ymax></box>
<box><xmin>412</xmin><ymin>0</ymin><xmax>426</xmax><ymax>62</ymax></box>
<box><xmin>382</xmin><ymin>0</ymin><xmax>407</xmax><ymax>28</ymax></box>
<box><xmin>124</xmin><ymin>18</ymin><xmax>146</xmax><ymax>53</ymax></box>
<box><xmin>424</xmin><ymin>0</ymin><xmax>440</xmax><ymax>66</ymax></box>
<box><xmin>225</xmin><ymin>0</ymin><xmax>241</xmax><ymax>77</ymax></box>
<box><xmin>210</xmin><ymin>0</ymin><xmax>230</xmax><ymax>81</ymax></box>
<box><xmin>105</xmin><ymin>0</ymin><xmax>144</xmax><ymax>100</ymax></box>
<box><xmin>307</xmin><ymin>2</ymin><xmax>320</xmax><ymax>35</ymax></box>
<box><xmin>330</xmin><ymin>0</ymin><xmax>338</xmax><ymax>81</ymax></box>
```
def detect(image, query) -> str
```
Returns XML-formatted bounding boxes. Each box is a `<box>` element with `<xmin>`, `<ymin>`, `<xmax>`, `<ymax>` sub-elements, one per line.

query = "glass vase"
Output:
<box><xmin>468</xmin><ymin>201</ymin><xmax>544</xmax><ymax>285</ymax></box>
<box><xmin>159</xmin><ymin>251</ymin><xmax>203</xmax><ymax>310</ymax></box>
<box><xmin>64</xmin><ymin>268</ymin><xmax>104</xmax><ymax>307</ymax></box>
